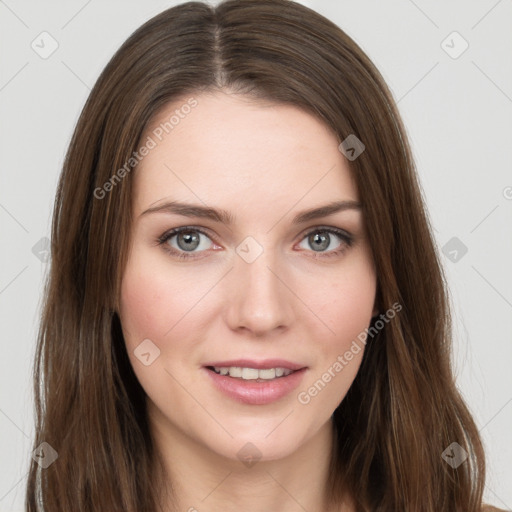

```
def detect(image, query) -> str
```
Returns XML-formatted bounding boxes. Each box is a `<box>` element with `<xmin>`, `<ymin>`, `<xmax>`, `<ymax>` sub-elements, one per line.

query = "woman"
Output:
<box><xmin>25</xmin><ymin>1</ymin><xmax>505</xmax><ymax>510</ymax></box>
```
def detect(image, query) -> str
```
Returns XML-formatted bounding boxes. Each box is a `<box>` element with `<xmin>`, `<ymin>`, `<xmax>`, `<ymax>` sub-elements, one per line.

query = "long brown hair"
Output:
<box><xmin>26</xmin><ymin>1</ymin><xmax>499</xmax><ymax>510</ymax></box>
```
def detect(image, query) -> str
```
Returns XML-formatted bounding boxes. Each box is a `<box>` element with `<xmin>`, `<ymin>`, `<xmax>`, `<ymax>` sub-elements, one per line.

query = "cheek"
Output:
<box><xmin>329</xmin><ymin>282</ymin><xmax>375</xmax><ymax>341</ymax></box>
<box><xmin>118</xmin><ymin>252</ymin><xmax>210</xmax><ymax>415</ymax></box>
<box><xmin>119</xmin><ymin>269</ymin><xmax>166</xmax><ymax>347</ymax></box>
<box><xmin>300</xmin><ymin>257</ymin><xmax>376</xmax><ymax>401</ymax></box>
<box><xmin>321</xmin><ymin>256</ymin><xmax>376</xmax><ymax>347</ymax></box>
<box><xmin>118</xmin><ymin>250</ymin><xmax>200</xmax><ymax>351</ymax></box>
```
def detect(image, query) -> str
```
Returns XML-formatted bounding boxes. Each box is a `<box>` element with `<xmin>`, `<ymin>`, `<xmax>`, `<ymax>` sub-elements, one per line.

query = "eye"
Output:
<box><xmin>157</xmin><ymin>225</ymin><xmax>354</xmax><ymax>261</ymax></box>
<box><xmin>157</xmin><ymin>227</ymin><xmax>217</xmax><ymax>260</ymax></box>
<box><xmin>297</xmin><ymin>227</ymin><xmax>353</xmax><ymax>258</ymax></box>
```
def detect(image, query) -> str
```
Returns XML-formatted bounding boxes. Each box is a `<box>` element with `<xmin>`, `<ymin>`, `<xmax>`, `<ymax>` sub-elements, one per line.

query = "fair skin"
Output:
<box><xmin>119</xmin><ymin>89</ymin><xmax>377</xmax><ymax>512</ymax></box>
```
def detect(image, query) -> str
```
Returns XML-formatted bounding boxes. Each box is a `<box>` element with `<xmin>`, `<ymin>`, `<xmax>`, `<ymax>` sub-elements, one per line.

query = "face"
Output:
<box><xmin>118</xmin><ymin>90</ymin><xmax>377</xmax><ymax>463</ymax></box>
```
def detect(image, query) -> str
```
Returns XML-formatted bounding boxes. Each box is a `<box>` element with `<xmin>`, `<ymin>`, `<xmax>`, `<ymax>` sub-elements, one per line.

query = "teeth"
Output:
<box><xmin>242</xmin><ymin>367</ymin><xmax>259</xmax><ymax>379</ymax></box>
<box><xmin>259</xmin><ymin>368</ymin><xmax>276</xmax><ymax>379</ymax></box>
<box><xmin>212</xmin><ymin>366</ymin><xmax>294</xmax><ymax>380</ymax></box>
<box><xmin>229</xmin><ymin>367</ymin><xmax>243</xmax><ymax>378</ymax></box>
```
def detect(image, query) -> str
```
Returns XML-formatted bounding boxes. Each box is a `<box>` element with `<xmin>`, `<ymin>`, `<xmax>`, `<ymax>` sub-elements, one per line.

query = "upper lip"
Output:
<box><xmin>203</xmin><ymin>359</ymin><xmax>306</xmax><ymax>371</ymax></box>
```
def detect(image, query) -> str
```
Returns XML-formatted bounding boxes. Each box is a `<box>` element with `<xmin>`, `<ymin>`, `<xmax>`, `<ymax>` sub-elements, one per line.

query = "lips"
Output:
<box><xmin>202</xmin><ymin>359</ymin><xmax>308</xmax><ymax>405</ymax></box>
<box><xmin>202</xmin><ymin>359</ymin><xmax>305</xmax><ymax>371</ymax></box>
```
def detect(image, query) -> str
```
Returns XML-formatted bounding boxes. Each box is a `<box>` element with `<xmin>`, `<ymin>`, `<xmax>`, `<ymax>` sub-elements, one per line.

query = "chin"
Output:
<box><xmin>198</xmin><ymin>415</ymin><xmax>322</xmax><ymax>466</ymax></box>
<box><xmin>209</xmin><ymin>434</ymin><xmax>305</xmax><ymax>465</ymax></box>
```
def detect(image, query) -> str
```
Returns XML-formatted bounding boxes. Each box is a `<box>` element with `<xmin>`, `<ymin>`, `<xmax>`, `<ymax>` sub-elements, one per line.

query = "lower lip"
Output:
<box><xmin>203</xmin><ymin>367</ymin><xmax>307</xmax><ymax>405</ymax></box>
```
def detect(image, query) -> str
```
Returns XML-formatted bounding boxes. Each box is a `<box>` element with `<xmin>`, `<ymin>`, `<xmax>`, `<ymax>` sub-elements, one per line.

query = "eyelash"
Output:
<box><xmin>156</xmin><ymin>225</ymin><xmax>353</xmax><ymax>261</ymax></box>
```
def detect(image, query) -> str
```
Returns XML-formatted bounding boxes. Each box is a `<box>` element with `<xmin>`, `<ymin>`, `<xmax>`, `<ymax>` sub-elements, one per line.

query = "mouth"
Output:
<box><xmin>202</xmin><ymin>359</ymin><xmax>308</xmax><ymax>405</ymax></box>
<box><xmin>206</xmin><ymin>365</ymin><xmax>298</xmax><ymax>382</ymax></box>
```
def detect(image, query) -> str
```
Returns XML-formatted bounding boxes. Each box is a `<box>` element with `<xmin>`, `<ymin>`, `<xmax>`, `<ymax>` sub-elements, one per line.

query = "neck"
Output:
<box><xmin>148</xmin><ymin>403</ymin><xmax>352</xmax><ymax>512</ymax></box>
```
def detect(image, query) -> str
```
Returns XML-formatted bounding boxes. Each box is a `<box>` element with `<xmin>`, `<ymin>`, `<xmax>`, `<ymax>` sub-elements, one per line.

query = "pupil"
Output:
<box><xmin>311</xmin><ymin>232</ymin><xmax>328</xmax><ymax>251</ymax></box>
<box><xmin>178</xmin><ymin>231</ymin><xmax>199</xmax><ymax>251</ymax></box>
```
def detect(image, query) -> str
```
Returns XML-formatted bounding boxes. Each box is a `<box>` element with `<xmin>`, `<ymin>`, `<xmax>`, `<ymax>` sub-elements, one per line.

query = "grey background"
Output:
<box><xmin>1</xmin><ymin>0</ymin><xmax>511</xmax><ymax>510</ymax></box>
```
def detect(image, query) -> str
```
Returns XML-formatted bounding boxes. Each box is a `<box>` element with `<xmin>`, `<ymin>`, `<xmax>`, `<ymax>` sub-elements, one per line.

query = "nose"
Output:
<box><xmin>224</xmin><ymin>244</ymin><xmax>294</xmax><ymax>337</ymax></box>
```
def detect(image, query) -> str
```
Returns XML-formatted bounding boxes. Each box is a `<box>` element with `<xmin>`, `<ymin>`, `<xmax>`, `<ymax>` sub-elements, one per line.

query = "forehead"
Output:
<box><xmin>133</xmin><ymin>91</ymin><xmax>358</xmax><ymax>216</ymax></box>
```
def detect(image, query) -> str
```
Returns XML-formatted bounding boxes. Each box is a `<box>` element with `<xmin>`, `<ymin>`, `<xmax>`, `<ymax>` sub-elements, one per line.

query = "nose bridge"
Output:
<box><xmin>226</xmin><ymin>235</ymin><xmax>293</xmax><ymax>334</ymax></box>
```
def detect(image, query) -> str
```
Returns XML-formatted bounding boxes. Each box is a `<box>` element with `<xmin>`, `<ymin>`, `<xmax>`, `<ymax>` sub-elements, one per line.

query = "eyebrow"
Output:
<box><xmin>140</xmin><ymin>199</ymin><xmax>361</xmax><ymax>225</ymax></box>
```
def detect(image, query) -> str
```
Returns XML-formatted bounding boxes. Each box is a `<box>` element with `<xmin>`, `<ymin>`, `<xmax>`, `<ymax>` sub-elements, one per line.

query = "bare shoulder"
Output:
<box><xmin>481</xmin><ymin>504</ymin><xmax>509</xmax><ymax>512</ymax></box>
